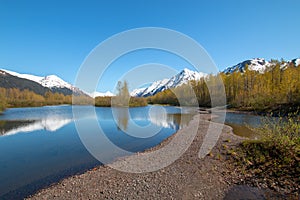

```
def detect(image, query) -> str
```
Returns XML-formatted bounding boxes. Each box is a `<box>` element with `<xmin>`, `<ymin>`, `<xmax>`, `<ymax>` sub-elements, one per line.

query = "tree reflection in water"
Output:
<box><xmin>114</xmin><ymin>107</ymin><xmax>129</xmax><ymax>131</ymax></box>
<box><xmin>113</xmin><ymin>106</ymin><xmax>194</xmax><ymax>133</ymax></box>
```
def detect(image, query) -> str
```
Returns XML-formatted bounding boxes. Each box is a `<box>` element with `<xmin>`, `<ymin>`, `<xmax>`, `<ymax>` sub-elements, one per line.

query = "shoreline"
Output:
<box><xmin>26</xmin><ymin>113</ymin><xmax>247</xmax><ymax>199</ymax></box>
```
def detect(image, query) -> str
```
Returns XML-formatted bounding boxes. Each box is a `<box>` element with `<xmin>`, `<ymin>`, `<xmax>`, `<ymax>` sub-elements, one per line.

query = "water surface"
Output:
<box><xmin>0</xmin><ymin>105</ymin><xmax>194</xmax><ymax>199</ymax></box>
<box><xmin>213</xmin><ymin>111</ymin><xmax>267</xmax><ymax>138</ymax></box>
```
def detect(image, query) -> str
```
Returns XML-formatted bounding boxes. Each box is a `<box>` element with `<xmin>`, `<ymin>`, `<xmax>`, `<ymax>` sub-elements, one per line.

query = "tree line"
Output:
<box><xmin>221</xmin><ymin>60</ymin><xmax>300</xmax><ymax>112</ymax></box>
<box><xmin>149</xmin><ymin>60</ymin><xmax>300</xmax><ymax>113</ymax></box>
<box><xmin>0</xmin><ymin>81</ymin><xmax>147</xmax><ymax>113</ymax></box>
<box><xmin>0</xmin><ymin>88</ymin><xmax>93</xmax><ymax>112</ymax></box>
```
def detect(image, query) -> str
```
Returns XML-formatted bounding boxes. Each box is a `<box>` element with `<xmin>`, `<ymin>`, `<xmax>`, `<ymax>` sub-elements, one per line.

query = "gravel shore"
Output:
<box><xmin>27</xmin><ymin>114</ymin><xmax>244</xmax><ymax>200</ymax></box>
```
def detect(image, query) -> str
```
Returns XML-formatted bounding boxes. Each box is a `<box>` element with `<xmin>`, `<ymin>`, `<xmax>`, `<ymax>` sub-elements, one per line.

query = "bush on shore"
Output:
<box><xmin>95</xmin><ymin>96</ymin><xmax>147</xmax><ymax>107</ymax></box>
<box><xmin>0</xmin><ymin>102</ymin><xmax>5</xmax><ymax>113</ymax></box>
<box><xmin>234</xmin><ymin>115</ymin><xmax>300</xmax><ymax>193</ymax></box>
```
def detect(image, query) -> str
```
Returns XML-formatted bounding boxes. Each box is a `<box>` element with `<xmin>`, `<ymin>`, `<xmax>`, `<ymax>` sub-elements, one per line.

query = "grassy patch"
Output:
<box><xmin>233</xmin><ymin>115</ymin><xmax>300</xmax><ymax>193</ymax></box>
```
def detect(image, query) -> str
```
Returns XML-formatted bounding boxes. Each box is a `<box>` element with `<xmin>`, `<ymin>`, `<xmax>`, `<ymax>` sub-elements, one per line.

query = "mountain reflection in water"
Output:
<box><xmin>113</xmin><ymin>107</ymin><xmax>194</xmax><ymax>132</ymax></box>
<box><xmin>0</xmin><ymin>106</ymin><xmax>195</xmax><ymax>137</ymax></box>
<box><xmin>0</xmin><ymin>117</ymin><xmax>72</xmax><ymax>136</ymax></box>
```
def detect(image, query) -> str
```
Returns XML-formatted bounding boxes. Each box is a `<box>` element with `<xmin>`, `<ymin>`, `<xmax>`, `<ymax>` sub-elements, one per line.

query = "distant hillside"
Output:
<box><xmin>0</xmin><ymin>70</ymin><xmax>51</xmax><ymax>95</ymax></box>
<box><xmin>0</xmin><ymin>69</ymin><xmax>87</xmax><ymax>96</ymax></box>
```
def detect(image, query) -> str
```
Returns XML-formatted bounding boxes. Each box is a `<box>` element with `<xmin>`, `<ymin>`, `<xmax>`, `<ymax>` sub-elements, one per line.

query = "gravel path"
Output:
<box><xmin>27</xmin><ymin>114</ymin><xmax>243</xmax><ymax>200</ymax></box>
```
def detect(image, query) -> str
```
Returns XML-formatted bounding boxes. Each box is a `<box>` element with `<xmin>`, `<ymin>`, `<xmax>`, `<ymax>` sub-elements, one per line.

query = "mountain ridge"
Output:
<box><xmin>222</xmin><ymin>57</ymin><xmax>300</xmax><ymax>74</ymax></box>
<box><xmin>0</xmin><ymin>69</ymin><xmax>86</xmax><ymax>96</ymax></box>
<box><xmin>131</xmin><ymin>68</ymin><xmax>207</xmax><ymax>97</ymax></box>
<box><xmin>90</xmin><ymin>91</ymin><xmax>115</xmax><ymax>98</ymax></box>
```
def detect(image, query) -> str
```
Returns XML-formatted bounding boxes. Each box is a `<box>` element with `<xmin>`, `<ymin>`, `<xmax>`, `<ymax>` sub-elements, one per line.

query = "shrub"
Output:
<box><xmin>235</xmin><ymin>115</ymin><xmax>300</xmax><ymax>192</ymax></box>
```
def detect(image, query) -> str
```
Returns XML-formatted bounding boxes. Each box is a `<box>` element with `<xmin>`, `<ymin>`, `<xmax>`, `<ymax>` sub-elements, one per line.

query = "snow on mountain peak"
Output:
<box><xmin>223</xmin><ymin>57</ymin><xmax>300</xmax><ymax>74</ymax></box>
<box><xmin>0</xmin><ymin>69</ymin><xmax>88</xmax><ymax>96</ymax></box>
<box><xmin>296</xmin><ymin>59</ymin><xmax>300</xmax><ymax>66</ymax></box>
<box><xmin>40</xmin><ymin>75</ymin><xmax>72</xmax><ymax>89</ymax></box>
<box><xmin>130</xmin><ymin>87</ymin><xmax>147</xmax><ymax>97</ymax></box>
<box><xmin>90</xmin><ymin>91</ymin><xmax>114</xmax><ymax>98</ymax></box>
<box><xmin>1</xmin><ymin>69</ymin><xmax>44</xmax><ymax>83</ymax></box>
<box><xmin>223</xmin><ymin>58</ymin><xmax>269</xmax><ymax>74</ymax></box>
<box><xmin>291</xmin><ymin>58</ymin><xmax>300</xmax><ymax>67</ymax></box>
<box><xmin>1</xmin><ymin>69</ymin><xmax>73</xmax><ymax>89</ymax></box>
<box><xmin>248</xmin><ymin>58</ymin><xmax>270</xmax><ymax>72</ymax></box>
<box><xmin>131</xmin><ymin>68</ymin><xmax>206</xmax><ymax>97</ymax></box>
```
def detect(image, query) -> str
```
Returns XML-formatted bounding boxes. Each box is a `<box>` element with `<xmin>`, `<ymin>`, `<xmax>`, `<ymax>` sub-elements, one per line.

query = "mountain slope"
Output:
<box><xmin>131</xmin><ymin>68</ymin><xmax>206</xmax><ymax>97</ymax></box>
<box><xmin>223</xmin><ymin>58</ymin><xmax>300</xmax><ymax>74</ymax></box>
<box><xmin>0</xmin><ymin>70</ymin><xmax>51</xmax><ymax>95</ymax></box>
<box><xmin>223</xmin><ymin>58</ymin><xmax>270</xmax><ymax>74</ymax></box>
<box><xmin>0</xmin><ymin>69</ymin><xmax>86</xmax><ymax>96</ymax></box>
<box><xmin>291</xmin><ymin>58</ymin><xmax>300</xmax><ymax>67</ymax></box>
<box><xmin>89</xmin><ymin>91</ymin><xmax>114</xmax><ymax>98</ymax></box>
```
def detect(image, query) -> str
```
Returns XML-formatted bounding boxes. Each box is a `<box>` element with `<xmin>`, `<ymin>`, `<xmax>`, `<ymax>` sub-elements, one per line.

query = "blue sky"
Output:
<box><xmin>1</xmin><ymin>0</ymin><xmax>300</xmax><ymax>92</ymax></box>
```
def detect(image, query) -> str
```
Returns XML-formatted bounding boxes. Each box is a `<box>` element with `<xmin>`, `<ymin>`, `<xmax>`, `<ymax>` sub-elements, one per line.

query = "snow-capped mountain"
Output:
<box><xmin>223</xmin><ymin>58</ymin><xmax>300</xmax><ymax>74</ymax></box>
<box><xmin>3</xmin><ymin>69</ymin><xmax>72</xmax><ymax>89</ymax></box>
<box><xmin>291</xmin><ymin>58</ymin><xmax>300</xmax><ymax>67</ymax></box>
<box><xmin>223</xmin><ymin>58</ymin><xmax>270</xmax><ymax>74</ymax></box>
<box><xmin>130</xmin><ymin>87</ymin><xmax>147</xmax><ymax>97</ymax></box>
<box><xmin>1</xmin><ymin>69</ymin><xmax>86</xmax><ymax>96</ymax></box>
<box><xmin>131</xmin><ymin>79</ymin><xmax>169</xmax><ymax>97</ymax></box>
<box><xmin>90</xmin><ymin>91</ymin><xmax>115</xmax><ymax>98</ymax></box>
<box><xmin>131</xmin><ymin>68</ymin><xmax>207</xmax><ymax>97</ymax></box>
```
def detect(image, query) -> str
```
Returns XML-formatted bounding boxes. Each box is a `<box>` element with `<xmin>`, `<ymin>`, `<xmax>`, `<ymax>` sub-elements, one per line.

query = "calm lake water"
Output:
<box><xmin>214</xmin><ymin>112</ymin><xmax>265</xmax><ymax>139</ymax></box>
<box><xmin>0</xmin><ymin>105</ymin><xmax>195</xmax><ymax>199</ymax></box>
<box><xmin>0</xmin><ymin>106</ymin><xmax>265</xmax><ymax>199</ymax></box>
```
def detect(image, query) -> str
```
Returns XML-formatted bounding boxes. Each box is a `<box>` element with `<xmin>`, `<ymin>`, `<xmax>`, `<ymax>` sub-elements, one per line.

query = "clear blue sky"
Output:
<box><xmin>1</xmin><ymin>0</ymin><xmax>300</xmax><ymax>92</ymax></box>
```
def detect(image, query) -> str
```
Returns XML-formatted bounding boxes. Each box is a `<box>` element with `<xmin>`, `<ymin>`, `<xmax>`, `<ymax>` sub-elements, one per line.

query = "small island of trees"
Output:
<box><xmin>95</xmin><ymin>81</ymin><xmax>147</xmax><ymax>107</ymax></box>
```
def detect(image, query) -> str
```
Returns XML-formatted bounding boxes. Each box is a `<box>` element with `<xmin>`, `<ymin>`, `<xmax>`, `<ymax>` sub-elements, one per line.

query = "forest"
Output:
<box><xmin>149</xmin><ymin>60</ymin><xmax>300</xmax><ymax>114</ymax></box>
<box><xmin>0</xmin><ymin>88</ymin><xmax>93</xmax><ymax>112</ymax></box>
<box><xmin>0</xmin><ymin>81</ymin><xmax>147</xmax><ymax>113</ymax></box>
